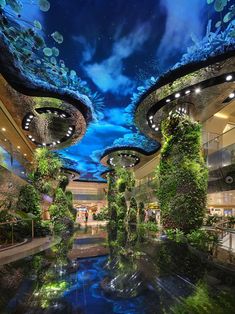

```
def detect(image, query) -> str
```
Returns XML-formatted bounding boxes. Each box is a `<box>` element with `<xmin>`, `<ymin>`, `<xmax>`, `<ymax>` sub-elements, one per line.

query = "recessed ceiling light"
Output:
<box><xmin>21</xmin><ymin>171</ymin><xmax>25</xmax><ymax>174</ymax></box>
<box><xmin>29</xmin><ymin>115</ymin><xmax>34</xmax><ymax>118</ymax></box>
<box><xmin>149</xmin><ymin>115</ymin><xmax>153</xmax><ymax>119</ymax></box>
<box><xmin>155</xmin><ymin>127</ymin><xmax>159</xmax><ymax>131</ymax></box>
<box><xmin>28</xmin><ymin>135</ymin><xmax>32</xmax><ymax>138</ymax></box>
<box><xmin>229</xmin><ymin>92</ymin><xmax>235</xmax><ymax>99</ymax></box>
<box><xmin>166</xmin><ymin>99</ymin><xmax>170</xmax><ymax>103</ymax></box>
<box><xmin>24</xmin><ymin>153</ymin><xmax>27</xmax><ymax>156</ymax></box>
<box><xmin>31</xmin><ymin>138</ymin><xmax>35</xmax><ymax>142</ymax></box>
<box><xmin>185</xmin><ymin>90</ymin><xmax>190</xmax><ymax>95</ymax></box>
<box><xmin>26</xmin><ymin>119</ymin><xmax>31</xmax><ymax>122</ymax></box>
<box><xmin>175</xmin><ymin>93</ymin><xmax>180</xmax><ymax>98</ymax></box>
<box><xmin>66</xmin><ymin>134</ymin><xmax>70</xmax><ymax>137</ymax></box>
<box><xmin>4</xmin><ymin>138</ymin><xmax>7</xmax><ymax>142</ymax></box>
<box><xmin>226</xmin><ymin>74</ymin><xmax>233</xmax><ymax>81</ymax></box>
<box><xmin>42</xmin><ymin>143</ymin><xmax>46</xmax><ymax>146</ymax></box>
<box><xmin>195</xmin><ymin>87</ymin><xmax>201</xmax><ymax>94</ymax></box>
<box><xmin>152</xmin><ymin>124</ymin><xmax>156</xmax><ymax>128</ymax></box>
<box><xmin>69</xmin><ymin>127</ymin><xmax>73</xmax><ymax>131</ymax></box>
<box><xmin>25</xmin><ymin>126</ymin><xmax>29</xmax><ymax>129</ymax></box>
<box><xmin>17</xmin><ymin>146</ymin><xmax>20</xmax><ymax>149</ymax></box>
<box><xmin>57</xmin><ymin>140</ymin><xmax>60</xmax><ymax>144</ymax></box>
<box><xmin>1</xmin><ymin>127</ymin><xmax>6</xmax><ymax>131</ymax></box>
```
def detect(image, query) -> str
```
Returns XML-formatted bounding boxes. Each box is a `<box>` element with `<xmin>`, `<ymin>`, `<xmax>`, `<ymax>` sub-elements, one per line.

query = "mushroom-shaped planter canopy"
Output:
<box><xmin>0</xmin><ymin>76</ymin><xmax>88</xmax><ymax>150</ymax></box>
<box><xmin>61</xmin><ymin>168</ymin><xmax>81</xmax><ymax>181</ymax></box>
<box><xmin>0</xmin><ymin>6</ymin><xmax>96</xmax><ymax>124</ymax></box>
<box><xmin>100</xmin><ymin>146</ymin><xmax>159</xmax><ymax>171</ymax></box>
<box><xmin>134</xmin><ymin>52</ymin><xmax>235</xmax><ymax>141</ymax></box>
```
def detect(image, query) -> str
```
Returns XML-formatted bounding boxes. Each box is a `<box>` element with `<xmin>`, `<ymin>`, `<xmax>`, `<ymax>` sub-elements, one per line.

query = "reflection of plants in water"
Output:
<box><xmin>30</xmin><ymin>237</ymin><xmax>74</xmax><ymax>310</ymax></box>
<box><xmin>35</xmin><ymin>281</ymin><xmax>68</xmax><ymax>309</ymax></box>
<box><xmin>150</xmin><ymin>241</ymin><xmax>205</xmax><ymax>281</ymax></box>
<box><xmin>171</xmin><ymin>282</ymin><xmax>235</xmax><ymax>314</ymax></box>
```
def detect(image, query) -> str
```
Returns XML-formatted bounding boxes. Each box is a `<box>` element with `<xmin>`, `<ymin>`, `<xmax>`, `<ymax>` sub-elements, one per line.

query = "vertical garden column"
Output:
<box><xmin>107</xmin><ymin>172</ymin><xmax>118</xmax><ymax>253</ymax></box>
<box><xmin>157</xmin><ymin>113</ymin><xmax>208</xmax><ymax>233</ymax></box>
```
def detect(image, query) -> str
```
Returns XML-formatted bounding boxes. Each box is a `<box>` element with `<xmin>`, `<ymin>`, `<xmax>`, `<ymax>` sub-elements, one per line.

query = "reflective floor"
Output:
<box><xmin>1</xmin><ymin>229</ymin><xmax>235</xmax><ymax>314</ymax></box>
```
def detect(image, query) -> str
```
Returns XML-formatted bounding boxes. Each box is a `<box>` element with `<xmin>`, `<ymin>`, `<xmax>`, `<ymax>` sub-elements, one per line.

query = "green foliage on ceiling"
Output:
<box><xmin>207</xmin><ymin>0</ymin><xmax>235</xmax><ymax>27</ymax></box>
<box><xmin>0</xmin><ymin>1</ymin><xmax>104</xmax><ymax>115</ymax></box>
<box><xmin>156</xmin><ymin>113</ymin><xmax>208</xmax><ymax>233</ymax></box>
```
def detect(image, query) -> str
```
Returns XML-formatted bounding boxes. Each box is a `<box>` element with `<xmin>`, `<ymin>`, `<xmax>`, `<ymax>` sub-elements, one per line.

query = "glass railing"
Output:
<box><xmin>0</xmin><ymin>131</ymin><xmax>32</xmax><ymax>180</ymax></box>
<box><xmin>204</xmin><ymin>127</ymin><xmax>235</xmax><ymax>171</ymax></box>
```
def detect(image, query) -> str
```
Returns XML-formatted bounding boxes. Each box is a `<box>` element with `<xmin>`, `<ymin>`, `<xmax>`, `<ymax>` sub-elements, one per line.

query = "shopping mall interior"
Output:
<box><xmin>0</xmin><ymin>1</ymin><xmax>235</xmax><ymax>313</ymax></box>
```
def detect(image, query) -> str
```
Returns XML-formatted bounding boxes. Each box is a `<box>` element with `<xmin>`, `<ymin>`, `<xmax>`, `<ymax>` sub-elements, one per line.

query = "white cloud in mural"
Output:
<box><xmin>83</xmin><ymin>22</ymin><xmax>151</xmax><ymax>95</ymax></box>
<box><xmin>157</xmin><ymin>0</ymin><xmax>205</xmax><ymax>68</ymax></box>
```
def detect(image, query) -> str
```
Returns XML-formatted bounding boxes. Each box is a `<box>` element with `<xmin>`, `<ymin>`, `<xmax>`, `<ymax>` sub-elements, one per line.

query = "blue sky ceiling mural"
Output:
<box><xmin>0</xmin><ymin>0</ymin><xmax>234</xmax><ymax>181</ymax></box>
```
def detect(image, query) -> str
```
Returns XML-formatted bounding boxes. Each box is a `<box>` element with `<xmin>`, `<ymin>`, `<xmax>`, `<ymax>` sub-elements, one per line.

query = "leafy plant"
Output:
<box><xmin>166</xmin><ymin>228</ymin><xmax>186</xmax><ymax>243</ymax></box>
<box><xmin>157</xmin><ymin>113</ymin><xmax>208</xmax><ymax>233</ymax></box>
<box><xmin>204</xmin><ymin>214</ymin><xmax>221</xmax><ymax>226</ymax></box>
<box><xmin>186</xmin><ymin>229</ymin><xmax>219</xmax><ymax>252</ymax></box>
<box><xmin>171</xmin><ymin>282</ymin><xmax>235</xmax><ymax>314</ymax></box>
<box><xmin>17</xmin><ymin>184</ymin><xmax>41</xmax><ymax>219</ymax></box>
<box><xmin>49</xmin><ymin>188</ymin><xmax>74</xmax><ymax>237</ymax></box>
<box><xmin>93</xmin><ymin>207</ymin><xmax>109</xmax><ymax>221</ymax></box>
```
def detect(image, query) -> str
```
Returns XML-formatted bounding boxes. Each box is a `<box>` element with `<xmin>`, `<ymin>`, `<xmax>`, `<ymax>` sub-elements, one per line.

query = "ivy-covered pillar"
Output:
<box><xmin>157</xmin><ymin>113</ymin><xmax>208</xmax><ymax>233</ymax></box>
<box><xmin>126</xmin><ymin>197</ymin><xmax>138</xmax><ymax>245</ymax></box>
<box><xmin>107</xmin><ymin>173</ymin><xmax>118</xmax><ymax>252</ymax></box>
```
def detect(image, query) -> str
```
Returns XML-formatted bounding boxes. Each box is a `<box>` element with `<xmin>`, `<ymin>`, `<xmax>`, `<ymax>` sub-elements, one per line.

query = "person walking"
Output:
<box><xmin>85</xmin><ymin>210</ymin><xmax>89</xmax><ymax>223</ymax></box>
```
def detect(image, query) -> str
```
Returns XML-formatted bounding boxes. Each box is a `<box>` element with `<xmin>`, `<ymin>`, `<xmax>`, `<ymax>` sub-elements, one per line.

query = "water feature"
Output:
<box><xmin>0</xmin><ymin>229</ymin><xmax>235</xmax><ymax>314</ymax></box>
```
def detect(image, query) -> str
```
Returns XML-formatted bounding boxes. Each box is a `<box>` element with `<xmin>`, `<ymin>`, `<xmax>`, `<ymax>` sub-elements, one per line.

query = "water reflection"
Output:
<box><xmin>0</xmin><ymin>230</ymin><xmax>235</xmax><ymax>313</ymax></box>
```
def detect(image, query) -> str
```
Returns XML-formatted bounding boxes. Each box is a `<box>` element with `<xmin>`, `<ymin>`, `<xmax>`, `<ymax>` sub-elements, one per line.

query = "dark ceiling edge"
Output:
<box><xmin>61</xmin><ymin>167</ymin><xmax>81</xmax><ymax>176</ymax></box>
<box><xmin>100</xmin><ymin>145</ymin><xmax>161</xmax><ymax>161</ymax></box>
<box><xmin>0</xmin><ymin>33</ymin><xmax>93</xmax><ymax>123</ymax></box>
<box><xmin>135</xmin><ymin>49</ymin><xmax>235</xmax><ymax>113</ymax></box>
<box><xmin>148</xmin><ymin>71</ymin><xmax>235</xmax><ymax>117</ymax></box>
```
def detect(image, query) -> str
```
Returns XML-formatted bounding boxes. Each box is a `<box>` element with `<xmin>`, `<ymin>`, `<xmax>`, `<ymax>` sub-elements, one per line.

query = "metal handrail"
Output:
<box><xmin>0</xmin><ymin>218</ymin><xmax>35</xmax><ymax>247</ymax></box>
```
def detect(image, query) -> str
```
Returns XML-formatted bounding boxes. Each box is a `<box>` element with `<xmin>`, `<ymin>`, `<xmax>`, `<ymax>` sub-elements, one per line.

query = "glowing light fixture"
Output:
<box><xmin>166</xmin><ymin>99</ymin><xmax>170</xmax><ymax>103</ymax></box>
<box><xmin>226</xmin><ymin>74</ymin><xmax>233</xmax><ymax>81</ymax></box>
<box><xmin>214</xmin><ymin>112</ymin><xmax>228</xmax><ymax>119</ymax></box>
<box><xmin>1</xmin><ymin>127</ymin><xmax>6</xmax><ymax>131</ymax></box>
<box><xmin>195</xmin><ymin>87</ymin><xmax>201</xmax><ymax>94</ymax></box>
<box><xmin>175</xmin><ymin>93</ymin><xmax>180</xmax><ymax>98</ymax></box>
<box><xmin>229</xmin><ymin>92</ymin><xmax>235</xmax><ymax>99</ymax></box>
<box><xmin>185</xmin><ymin>90</ymin><xmax>190</xmax><ymax>95</ymax></box>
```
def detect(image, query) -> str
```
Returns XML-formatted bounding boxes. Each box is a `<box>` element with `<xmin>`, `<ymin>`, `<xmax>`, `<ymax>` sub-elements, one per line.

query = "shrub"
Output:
<box><xmin>204</xmin><ymin>215</ymin><xmax>221</xmax><ymax>226</ymax></box>
<box><xmin>49</xmin><ymin>188</ymin><xmax>74</xmax><ymax>237</ymax></box>
<box><xmin>17</xmin><ymin>185</ymin><xmax>41</xmax><ymax>219</ymax></box>
<box><xmin>186</xmin><ymin>229</ymin><xmax>219</xmax><ymax>252</ymax></box>
<box><xmin>93</xmin><ymin>207</ymin><xmax>108</xmax><ymax>221</ymax></box>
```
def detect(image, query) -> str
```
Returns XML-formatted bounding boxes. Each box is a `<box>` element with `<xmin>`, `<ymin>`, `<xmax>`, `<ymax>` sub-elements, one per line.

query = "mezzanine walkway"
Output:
<box><xmin>0</xmin><ymin>236</ymin><xmax>60</xmax><ymax>266</ymax></box>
